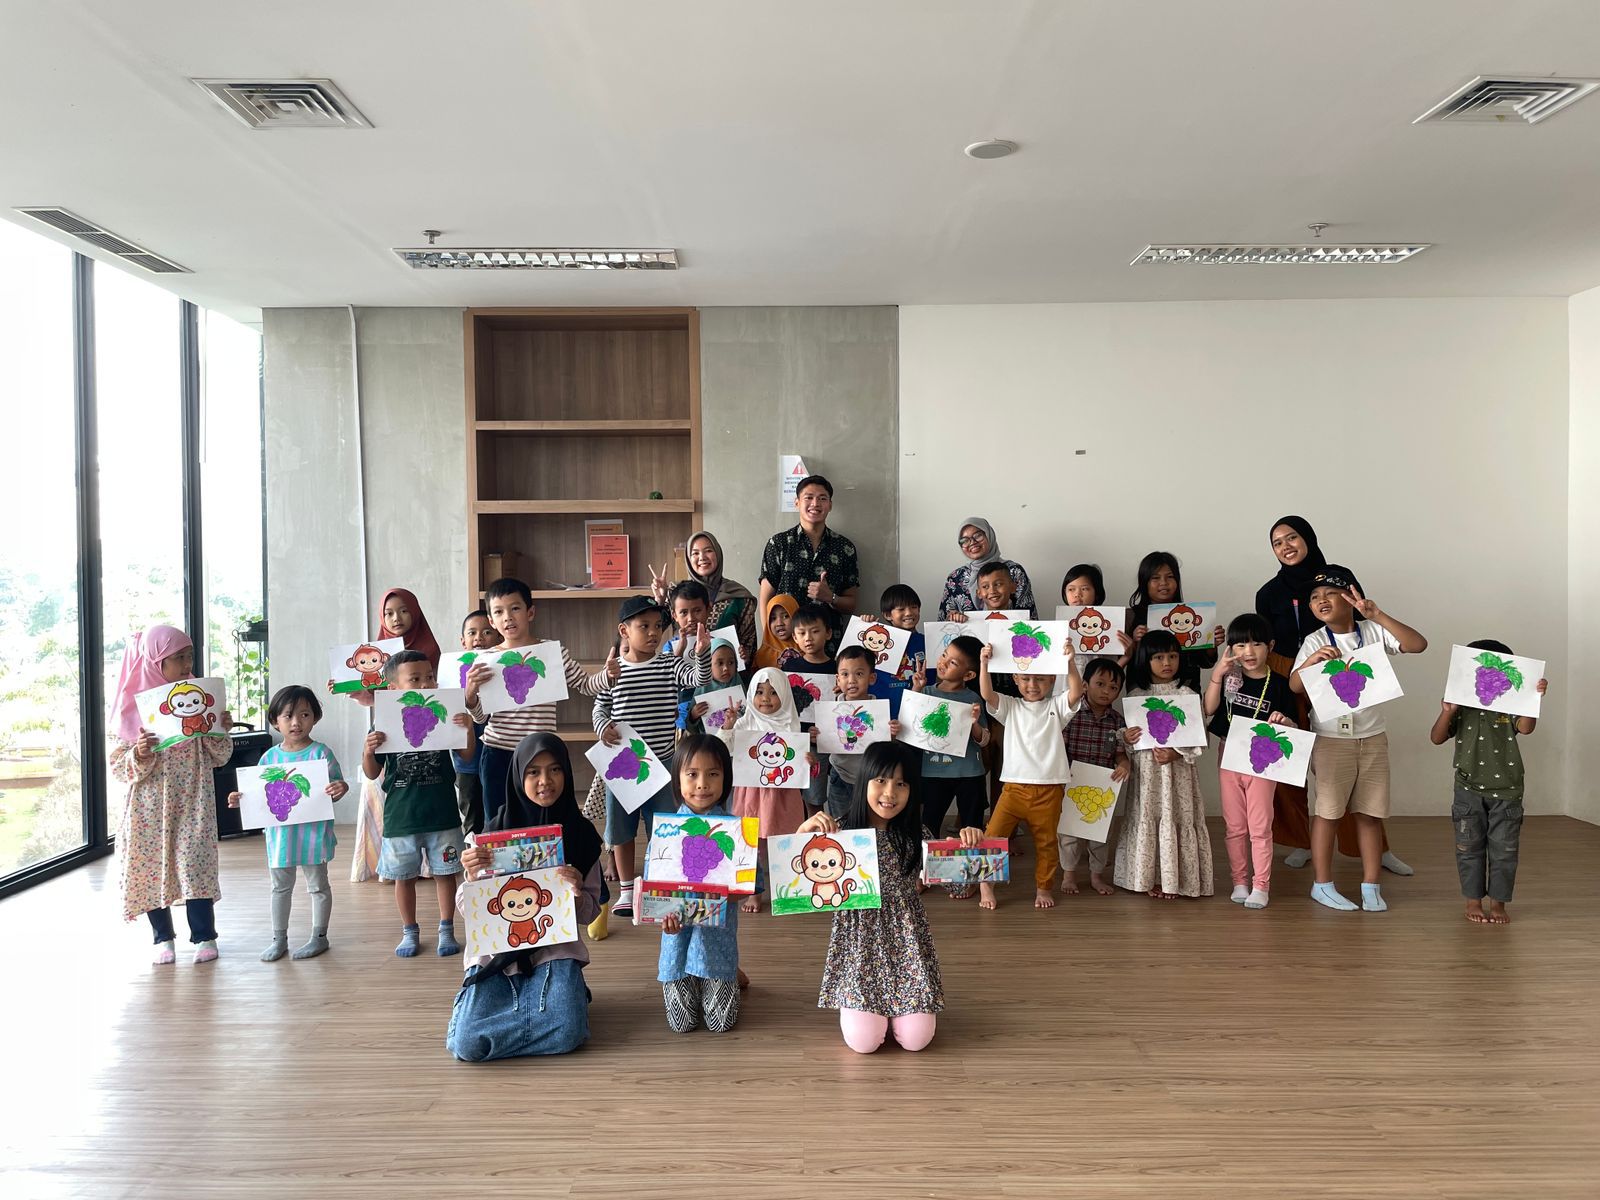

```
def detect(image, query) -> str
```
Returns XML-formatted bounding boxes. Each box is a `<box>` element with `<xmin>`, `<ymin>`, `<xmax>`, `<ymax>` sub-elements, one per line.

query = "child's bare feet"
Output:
<box><xmin>601</xmin><ymin>848</ymin><xmax>619</xmax><ymax>883</ymax></box>
<box><xmin>1090</xmin><ymin>873</ymin><xmax>1114</xmax><ymax>896</ymax></box>
<box><xmin>1059</xmin><ymin>874</ymin><xmax>1080</xmax><ymax>895</ymax></box>
<box><xmin>948</xmin><ymin>884</ymin><xmax>976</xmax><ymax>901</ymax></box>
<box><xmin>1148</xmin><ymin>888</ymin><xmax>1179</xmax><ymax>901</ymax></box>
<box><xmin>737</xmin><ymin>967</ymin><xmax>750</xmax><ymax>990</ymax></box>
<box><xmin>978</xmin><ymin>882</ymin><xmax>998</xmax><ymax>910</ymax></box>
<box><xmin>916</xmin><ymin>881</ymin><xmax>930</xmax><ymax>895</ymax></box>
<box><xmin>1486</xmin><ymin>899</ymin><xmax>1511</xmax><ymax>924</ymax></box>
<box><xmin>740</xmin><ymin>895</ymin><xmax>760</xmax><ymax>914</ymax></box>
<box><xmin>1034</xmin><ymin>888</ymin><xmax>1056</xmax><ymax>909</ymax></box>
<box><xmin>1464</xmin><ymin>899</ymin><xmax>1489</xmax><ymax>924</ymax></box>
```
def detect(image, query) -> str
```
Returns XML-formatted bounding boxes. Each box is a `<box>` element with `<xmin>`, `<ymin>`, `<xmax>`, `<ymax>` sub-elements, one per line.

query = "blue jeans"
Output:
<box><xmin>446</xmin><ymin>958</ymin><xmax>590</xmax><ymax>1062</ymax></box>
<box><xmin>604</xmin><ymin>779</ymin><xmax>672</xmax><ymax>847</ymax></box>
<box><xmin>477</xmin><ymin>743</ymin><xmax>514</xmax><ymax>827</ymax></box>
<box><xmin>806</xmin><ymin>751</ymin><xmax>831</xmax><ymax>810</ymax></box>
<box><xmin>147</xmin><ymin>899</ymin><xmax>216</xmax><ymax>945</ymax></box>
<box><xmin>825</xmin><ymin>770</ymin><xmax>855</xmax><ymax>820</ymax></box>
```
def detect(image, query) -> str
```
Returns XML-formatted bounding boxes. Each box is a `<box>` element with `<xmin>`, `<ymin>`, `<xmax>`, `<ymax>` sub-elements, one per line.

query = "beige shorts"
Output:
<box><xmin>1310</xmin><ymin>732</ymin><xmax>1390</xmax><ymax>820</ymax></box>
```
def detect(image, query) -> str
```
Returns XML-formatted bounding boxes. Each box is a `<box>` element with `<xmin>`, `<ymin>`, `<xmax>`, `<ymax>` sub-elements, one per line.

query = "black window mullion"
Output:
<box><xmin>179</xmin><ymin>300</ymin><xmax>205</xmax><ymax>666</ymax></box>
<box><xmin>74</xmin><ymin>252</ymin><xmax>107</xmax><ymax>852</ymax></box>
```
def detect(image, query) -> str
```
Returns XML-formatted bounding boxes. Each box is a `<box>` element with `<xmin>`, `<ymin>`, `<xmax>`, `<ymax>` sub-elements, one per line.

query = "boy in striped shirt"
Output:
<box><xmin>595</xmin><ymin>595</ymin><xmax>711</xmax><ymax>915</ymax></box>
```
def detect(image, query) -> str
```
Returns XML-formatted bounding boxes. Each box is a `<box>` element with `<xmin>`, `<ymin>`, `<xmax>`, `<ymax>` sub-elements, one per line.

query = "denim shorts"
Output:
<box><xmin>604</xmin><ymin>779</ymin><xmax>672</xmax><ymax>846</ymax></box>
<box><xmin>379</xmin><ymin>828</ymin><xmax>465</xmax><ymax>880</ymax></box>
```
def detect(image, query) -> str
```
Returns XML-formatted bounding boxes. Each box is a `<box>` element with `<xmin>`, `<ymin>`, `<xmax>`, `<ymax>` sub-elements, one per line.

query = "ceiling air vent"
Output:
<box><xmin>393</xmin><ymin>247</ymin><xmax>679</xmax><ymax>270</ymax></box>
<box><xmin>1414</xmin><ymin>76</ymin><xmax>1600</xmax><ymax>125</ymax></box>
<box><xmin>193</xmin><ymin>78</ymin><xmax>372</xmax><ymax>128</ymax></box>
<box><xmin>1131</xmin><ymin>244</ymin><xmax>1428</xmax><ymax>266</ymax></box>
<box><xmin>14</xmin><ymin>207</ymin><xmax>190</xmax><ymax>273</ymax></box>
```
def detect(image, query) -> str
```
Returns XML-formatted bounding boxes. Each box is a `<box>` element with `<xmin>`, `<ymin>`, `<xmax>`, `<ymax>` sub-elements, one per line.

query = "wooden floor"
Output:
<box><xmin>2</xmin><ymin>816</ymin><xmax>1597</xmax><ymax>1199</ymax></box>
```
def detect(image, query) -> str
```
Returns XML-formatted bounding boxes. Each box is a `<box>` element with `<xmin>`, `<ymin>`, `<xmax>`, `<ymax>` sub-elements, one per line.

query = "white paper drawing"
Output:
<box><xmin>841</xmin><ymin>616</ymin><xmax>911</xmax><ymax>677</ymax></box>
<box><xmin>1219</xmin><ymin>716</ymin><xmax>1315</xmax><ymax>787</ymax></box>
<box><xmin>236</xmin><ymin>760</ymin><xmax>335</xmax><ymax>829</ymax></box>
<box><xmin>1147</xmin><ymin>603</ymin><xmax>1218</xmax><ymax>650</ymax></box>
<box><xmin>813</xmin><ymin>699</ymin><xmax>891</xmax><ymax>755</ymax></box>
<box><xmin>1122</xmin><ymin>692</ymin><xmax>1208</xmax><ymax>751</ymax></box>
<box><xmin>1055</xmin><ymin>606</ymin><xmax>1129</xmax><ymax>657</ymax></box>
<box><xmin>461</xmin><ymin>868</ymin><xmax>579</xmax><ymax>958</ymax></box>
<box><xmin>1443</xmin><ymin>644</ymin><xmax>1544</xmax><ymax>720</ymax></box>
<box><xmin>583</xmin><ymin>722</ymin><xmax>669</xmax><ymax>812</ymax></box>
<box><xmin>1301</xmin><ymin>642</ymin><xmax>1405</xmax><ymax>725</ymax></box>
<box><xmin>439</xmin><ymin>642</ymin><xmax>570</xmax><ymax>713</ymax></box>
<box><xmin>1057</xmin><ymin>763</ymin><xmax>1122</xmax><ymax>843</ymax></box>
<box><xmin>373</xmin><ymin>688</ymin><xmax>470</xmax><ymax>753</ymax></box>
<box><xmin>983</xmin><ymin>619</ymin><xmax>1073</xmax><ymax>674</ymax></box>
<box><xmin>895</xmin><ymin>688</ymin><xmax>977</xmax><ymax>755</ymax></box>
<box><xmin>732</xmin><ymin>728</ymin><xmax>809</xmax><ymax>790</ymax></box>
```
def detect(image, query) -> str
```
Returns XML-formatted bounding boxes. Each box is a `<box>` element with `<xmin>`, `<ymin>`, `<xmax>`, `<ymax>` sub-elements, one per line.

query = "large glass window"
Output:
<box><xmin>201</xmin><ymin>310</ymin><xmax>266</xmax><ymax>728</ymax></box>
<box><xmin>0</xmin><ymin>222</ymin><xmax>84</xmax><ymax>877</ymax></box>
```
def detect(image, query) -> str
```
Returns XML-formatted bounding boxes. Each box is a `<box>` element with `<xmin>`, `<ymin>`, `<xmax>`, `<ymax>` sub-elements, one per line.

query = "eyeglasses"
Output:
<box><xmin>958</xmin><ymin>534</ymin><xmax>986</xmax><ymax>548</ymax></box>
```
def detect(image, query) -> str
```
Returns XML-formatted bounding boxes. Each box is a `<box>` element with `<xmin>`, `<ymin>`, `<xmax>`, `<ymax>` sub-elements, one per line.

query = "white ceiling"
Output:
<box><xmin>6</xmin><ymin>0</ymin><xmax>1600</xmax><ymax>324</ymax></box>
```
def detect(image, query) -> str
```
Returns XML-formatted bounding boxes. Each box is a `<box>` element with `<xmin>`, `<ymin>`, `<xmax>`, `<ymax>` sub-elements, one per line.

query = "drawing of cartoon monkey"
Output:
<box><xmin>160</xmin><ymin>681</ymin><xmax>216</xmax><ymax>737</ymax></box>
<box><xmin>486</xmin><ymin>875</ymin><xmax>555</xmax><ymax>947</ymax></box>
<box><xmin>794</xmin><ymin>834</ymin><xmax>858</xmax><ymax>908</ymax></box>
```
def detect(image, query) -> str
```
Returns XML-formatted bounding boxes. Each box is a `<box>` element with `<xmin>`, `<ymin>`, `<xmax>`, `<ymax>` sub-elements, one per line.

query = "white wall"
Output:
<box><xmin>899</xmin><ymin>300</ymin><xmax>1570</xmax><ymax>815</ymax></box>
<box><xmin>1567</xmin><ymin>288</ymin><xmax>1600</xmax><ymax>824</ymax></box>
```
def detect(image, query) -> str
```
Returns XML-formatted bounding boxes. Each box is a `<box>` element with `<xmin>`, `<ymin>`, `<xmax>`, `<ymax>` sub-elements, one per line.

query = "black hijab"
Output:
<box><xmin>492</xmin><ymin>732</ymin><xmax>602</xmax><ymax>879</ymax></box>
<box><xmin>1255</xmin><ymin>515</ymin><xmax>1329</xmax><ymax>650</ymax></box>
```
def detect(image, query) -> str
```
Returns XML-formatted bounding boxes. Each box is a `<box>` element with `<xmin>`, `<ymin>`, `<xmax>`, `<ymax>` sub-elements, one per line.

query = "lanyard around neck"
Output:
<box><xmin>1327</xmin><ymin>622</ymin><xmax>1363</xmax><ymax>651</ymax></box>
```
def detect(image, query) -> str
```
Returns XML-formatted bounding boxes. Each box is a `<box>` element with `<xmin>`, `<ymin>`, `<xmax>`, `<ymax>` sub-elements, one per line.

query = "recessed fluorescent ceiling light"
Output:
<box><xmin>1414</xmin><ymin>75</ymin><xmax>1600</xmax><ymax>125</ymax></box>
<box><xmin>392</xmin><ymin>248</ymin><xmax>678</xmax><ymax>270</ymax></box>
<box><xmin>1131</xmin><ymin>244</ymin><xmax>1429</xmax><ymax>266</ymax></box>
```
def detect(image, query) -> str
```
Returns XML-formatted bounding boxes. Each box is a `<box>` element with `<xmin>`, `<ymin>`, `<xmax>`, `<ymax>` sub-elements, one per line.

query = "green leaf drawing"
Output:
<box><xmin>262</xmin><ymin>767</ymin><xmax>287</xmax><ymax>783</ymax></box>
<box><xmin>528</xmin><ymin>656</ymin><xmax>546</xmax><ymax>678</ymax></box>
<box><xmin>1008</xmin><ymin>622</ymin><xmax>1051</xmax><ymax>651</ymax></box>
<box><xmin>459</xmin><ymin>652</ymin><xmax>478</xmax><ymax>666</ymax></box>
<box><xmin>1475</xmin><ymin>652</ymin><xmax>1524</xmax><ymax>690</ymax></box>
<box><xmin>683</xmin><ymin>816</ymin><xmax>710</xmax><ymax>837</ymax></box>
<box><xmin>1322</xmin><ymin>660</ymin><xmax>1373</xmax><ymax>680</ymax></box>
<box><xmin>711</xmin><ymin>831</ymin><xmax>736</xmax><ymax>858</ymax></box>
<box><xmin>399</xmin><ymin>690</ymin><xmax>427</xmax><ymax>705</ymax></box>
<box><xmin>1143</xmin><ymin>697</ymin><xmax>1186</xmax><ymax>724</ymax></box>
<box><xmin>1250</xmin><ymin>722</ymin><xmax>1294</xmax><ymax>757</ymax></box>
<box><xmin>425</xmin><ymin>699</ymin><xmax>448</xmax><ymax>721</ymax></box>
<box><xmin>289</xmin><ymin>772</ymin><xmax>312</xmax><ymax>797</ymax></box>
<box><xmin>497</xmin><ymin>651</ymin><xmax>525</xmax><ymax>667</ymax></box>
<box><xmin>630</xmin><ymin>739</ymin><xmax>651</xmax><ymax>784</ymax></box>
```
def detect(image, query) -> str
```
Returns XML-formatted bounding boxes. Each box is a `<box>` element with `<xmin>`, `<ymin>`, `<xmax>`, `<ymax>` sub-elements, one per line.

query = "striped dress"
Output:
<box><xmin>471</xmin><ymin>645</ymin><xmax>610</xmax><ymax>750</ymax></box>
<box><xmin>259</xmin><ymin>742</ymin><xmax>343</xmax><ymax>869</ymax></box>
<box><xmin>593</xmin><ymin>647</ymin><xmax>710</xmax><ymax>765</ymax></box>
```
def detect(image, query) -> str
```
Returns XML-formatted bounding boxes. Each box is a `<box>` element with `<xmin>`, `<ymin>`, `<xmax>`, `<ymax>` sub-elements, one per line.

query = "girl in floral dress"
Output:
<box><xmin>799</xmin><ymin>740</ymin><xmax>982</xmax><ymax>1053</ymax></box>
<box><xmin>1114</xmin><ymin>630</ymin><xmax>1214</xmax><ymax>900</ymax></box>
<box><xmin>109</xmin><ymin>625</ymin><xmax>234</xmax><ymax>964</ymax></box>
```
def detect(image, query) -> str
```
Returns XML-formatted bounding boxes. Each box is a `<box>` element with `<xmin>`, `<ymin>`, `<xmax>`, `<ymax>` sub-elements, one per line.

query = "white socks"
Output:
<box><xmin>1284</xmin><ymin>848</ymin><xmax>1311</xmax><ymax>869</ymax></box>
<box><xmin>1310</xmin><ymin>882</ymin><xmax>1357</xmax><ymax>911</ymax></box>
<box><xmin>1245</xmin><ymin>889</ymin><xmax>1269</xmax><ymax>909</ymax></box>
<box><xmin>1230</xmin><ymin>885</ymin><xmax>1250</xmax><ymax>904</ymax></box>
<box><xmin>1380</xmin><ymin>851</ymin><xmax>1414</xmax><ymax>876</ymax></box>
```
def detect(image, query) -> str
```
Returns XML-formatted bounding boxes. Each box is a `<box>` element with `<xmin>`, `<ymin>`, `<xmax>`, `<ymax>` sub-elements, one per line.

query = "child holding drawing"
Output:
<box><xmin>226</xmin><ymin>685</ymin><xmax>348</xmax><ymax>961</ymax></box>
<box><xmin>657</xmin><ymin>736</ymin><xmax>747</xmax><ymax>1034</ymax></box>
<box><xmin>1059</xmin><ymin>656</ymin><xmax>1130</xmax><ymax>897</ymax></box>
<box><xmin>1114</xmin><ymin>630</ymin><xmax>1213</xmax><ymax>900</ymax></box>
<box><xmin>449</xmin><ymin>733</ymin><xmax>602</xmax><ymax>1061</ymax></box>
<box><xmin>717</xmin><ymin>667</ymin><xmax>809</xmax><ymax>913</ymax></box>
<box><xmin>800</xmin><ymin>741</ymin><xmax>980</xmax><ymax>1054</ymax></box>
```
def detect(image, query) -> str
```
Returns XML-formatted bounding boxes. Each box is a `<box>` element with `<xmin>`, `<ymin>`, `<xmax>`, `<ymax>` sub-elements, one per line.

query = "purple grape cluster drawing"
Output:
<box><xmin>604</xmin><ymin>738</ymin><xmax>653</xmax><ymax>785</ymax></box>
<box><xmin>705</xmin><ymin>701</ymin><xmax>740</xmax><ymax>731</ymax></box>
<box><xmin>835</xmin><ymin>705</ymin><xmax>876</xmax><ymax>750</ymax></box>
<box><xmin>678</xmin><ymin>816</ymin><xmax>736</xmax><ymax>883</ymax></box>
<box><xmin>1140</xmin><ymin>697</ymin><xmax>1186</xmax><ymax>745</ymax></box>
<box><xmin>398</xmin><ymin>691</ymin><xmax>450</xmax><ymax>747</ymax></box>
<box><xmin>260</xmin><ymin>767</ymin><xmax>312</xmax><ymax>821</ymax></box>
<box><xmin>1245</xmin><ymin>723</ymin><xmax>1295</xmax><ymax>774</ymax></box>
<box><xmin>454</xmin><ymin>651</ymin><xmax>477</xmax><ymax>689</ymax></box>
<box><xmin>1321</xmin><ymin>659</ymin><xmax>1374</xmax><ymax>708</ymax></box>
<box><xmin>1472</xmin><ymin>652</ymin><xmax>1523</xmax><ymax>707</ymax></box>
<box><xmin>499</xmin><ymin>650</ymin><xmax>547</xmax><ymax>705</ymax></box>
<box><xmin>1006</xmin><ymin>622</ymin><xmax>1051</xmax><ymax>670</ymax></box>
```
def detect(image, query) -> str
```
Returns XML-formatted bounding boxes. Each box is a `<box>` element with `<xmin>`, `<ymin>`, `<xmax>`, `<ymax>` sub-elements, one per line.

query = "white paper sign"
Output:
<box><xmin>779</xmin><ymin>454</ymin><xmax>809</xmax><ymax>512</ymax></box>
<box><xmin>135</xmin><ymin>677</ymin><xmax>229</xmax><ymax>751</ymax></box>
<box><xmin>1443</xmin><ymin>644</ymin><xmax>1545</xmax><ymax>720</ymax></box>
<box><xmin>783</xmin><ymin>670</ymin><xmax>835</xmax><ymax>722</ymax></box>
<box><xmin>328</xmin><ymin>637</ymin><xmax>404</xmax><ymax>695</ymax></box>
<box><xmin>1055</xmin><ymin>606</ymin><xmax>1129</xmax><ymax>657</ymax></box>
<box><xmin>732</xmin><ymin>728</ymin><xmax>809</xmax><ymax>789</ymax></box>
<box><xmin>461</xmin><ymin>867</ymin><xmax>579</xmax><ymax>958</ymax></box>
<box><xmin>707</xmin><ymin>626</ymin><xmax>746</xmax><ymax>671</ymax></box>
<box><xmin>1219</xmin><ymin>716</ymin><xmax>1315</xmax><ymax>787</ymax></box>
<box><xmin>440</xmin><ymin>642</ymin><xmax>569</xmax><ymax>713</ymax></box>
<box><xmin>840</xmin><ymin>616</ymin><xmax>911</xmax><ymax>677</ymax></box>
<box><xmin>1122</xmin><ymin>691</ymin><xmax>1207</xmax><ymax>751</ymax></box>
<box><xmin>1147</xmin><ymin>603</ymin><xmax>1219</xmax><ymax>649</ymax></box>
<box><xmin>895</xmin><ymin>688</ymin><xmax>978</xmax><ymax>755</ymax></box>
<box><xmin>923</xmin><ymin>621</ymin><xmax>979</xmax><ymax>674</ymax></box>
<box><xmin>236</xmin><ymin>760</ymin><xmax>335</xmax><ymax>829</ymax></box>
<box><xmin>1301</xmin><ymin>642</ymin><xmax>1405</xmax><ymax>726</ymax></box>
<box><xmin>982</xmin><ymin>619</ymin><xmax>1073</xmax><ymax>674</ymax></box>
<box><xmin>1058</xmin><ymin>762</ymin><xmax>1121</xmax><ymax>843</ymax></box>
<box><xmin>696</xmin><ymin>684</ymin><xmax>747</xmax><ymax>732</ymax></box>
<box><xmin>373</xmin><ymin>688</ymin><xmax>470</xmax><ymax>753</ymax></box>
<box><xmin>584</xmin><ymin>722</ymin><xmax>669</xmax><ymax>812</ymax></box>
<box><xmin>813</xmin><ymin>699</ymin><xmax>891</xmax><ymax>755</ymax></box>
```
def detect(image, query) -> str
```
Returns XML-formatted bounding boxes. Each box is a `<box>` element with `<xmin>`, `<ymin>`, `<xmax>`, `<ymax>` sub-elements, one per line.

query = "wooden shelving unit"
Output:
<box><xmin>465</xmin><ymin>307</ymin><xmax>702</xmax><ymax>787</ymax></box>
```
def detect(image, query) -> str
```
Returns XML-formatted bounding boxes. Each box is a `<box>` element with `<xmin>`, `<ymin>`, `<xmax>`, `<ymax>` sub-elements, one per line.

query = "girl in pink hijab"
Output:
<box><xmin>108</xmin><ymin>624</ymin><xmax>234</xmax><ymax>965</ymax></box>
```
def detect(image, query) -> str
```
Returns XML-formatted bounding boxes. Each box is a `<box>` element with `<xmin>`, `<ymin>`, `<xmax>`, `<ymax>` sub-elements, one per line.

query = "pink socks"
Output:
<box><xmin>839</xmin><ymin>1009</ymin><xmax>937</xmax><ymax>1054</ymax></box>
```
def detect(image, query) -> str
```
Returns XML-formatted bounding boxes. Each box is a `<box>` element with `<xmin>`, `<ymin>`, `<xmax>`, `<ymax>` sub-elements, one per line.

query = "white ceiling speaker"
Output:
<box><xmin>963</xmin><ymin>139</ymin><xmax>1017</xmax><ymax>159</ymax></box>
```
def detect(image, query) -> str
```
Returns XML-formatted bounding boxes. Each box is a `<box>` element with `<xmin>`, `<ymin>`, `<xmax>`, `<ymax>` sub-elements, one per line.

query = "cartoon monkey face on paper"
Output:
<box><xmin>1070</xmin><ymin>608</ymin><xmax>1110</xmax><ymax>642</ymax></box>
<box><xmin>1161</xmin><ymin>605</ymin><xmax>1202</xmax><ymax>642</ymax></box>
<box><xmin>347</xmin><ymin>644</ymin><xmax>389</xmax><ymax>675</ymax></box>
<box><xmin>487</xmin><ymin>875</ymin><xmax>551</xmax><ymax>924</ymax></box>
<box><xmin>160</xmin><ymin>682</ymin><xmax>213</xmax><ymax>718</ymax></box>
<box><xmin>751</xmin><ymin>734</ymin><xmax>796</xmax><ymax>770</ymax></box>
<box><xmin>859</xmin><ymin>624</ymin><xmax>892</xmax><ymax>655</ymax></box>
<box><xmin>794</xmin><ymin>834</ymin><xmax>855</xmax><ymax>884</ymax></box>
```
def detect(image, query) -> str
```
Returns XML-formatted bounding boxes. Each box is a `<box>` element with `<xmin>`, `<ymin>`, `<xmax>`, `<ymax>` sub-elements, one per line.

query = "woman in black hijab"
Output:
<box><xmin>445</xmin><ymin>734</ymin><xmax>605</xmax><ymax>1061</ymax></box>
<box><xmin>1252</xmin><ymin>518</ymin><xmax>1410</xmax><ymax>875</ymax></box>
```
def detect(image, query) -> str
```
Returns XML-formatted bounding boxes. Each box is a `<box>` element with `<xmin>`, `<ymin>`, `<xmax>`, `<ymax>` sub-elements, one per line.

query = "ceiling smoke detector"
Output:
<box><xmin>964</xmin><ymin>139</ymin><xmax>1017</xmax><ymax>160</ymax></box>
<box><xmin>14</xmin><ymin>207</ymin><xmax>190</xmax><ymax>273</ymax></box>
<box><xmin>1131</xmin><ymin>244</ymin><xmax>1429</xmax><ymax>266</ymax></box>
<box><xmin>193</xmin><ymin>79</ymin><xmax>372</xmax><ymax>128</ymax></box>
<box><xmin>392</xmin><ymin>247</ymin><xmax>679</xmax><ymax>270</ymax></box>
<box><xmin>1414</xmin><ymin>75</ymin><xmax>1600</xmax><ymax>125</ymax></box>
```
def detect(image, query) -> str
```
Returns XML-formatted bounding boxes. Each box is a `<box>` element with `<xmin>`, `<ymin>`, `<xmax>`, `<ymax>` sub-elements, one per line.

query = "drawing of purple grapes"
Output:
<box><xmin>1472</xmin><ymin>652</ymin><xmax>1523</xmax><ymax>707</ymax></box>
<box><xmin>260</xmin><ymin>767</ymin><xmax>311</xmax><ymax>821</ymax></box>
<box><xmin>1140</xmin><ymin>697</ymin><xmax>1186</xmax><ymax>745</ymax></box>
<box><xmin>398</xmin><ymin>691</ymin><xmax>449</xmax><ymax>747</ymax></box>
<box><xmin>1321</xmin><ymin>659</ymin><xmax>1373</xmax><ymax>708</ymax></box>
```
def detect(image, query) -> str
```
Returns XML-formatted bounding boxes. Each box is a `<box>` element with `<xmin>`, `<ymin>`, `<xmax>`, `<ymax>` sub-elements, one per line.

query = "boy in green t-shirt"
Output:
<box><xmin>1429</xmin><ymin>639</ymin><xmax>1548</xmax><ymax>926</ymax></box>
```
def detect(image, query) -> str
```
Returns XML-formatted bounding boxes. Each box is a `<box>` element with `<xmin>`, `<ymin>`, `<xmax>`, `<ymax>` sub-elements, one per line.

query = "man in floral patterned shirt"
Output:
<box><xmin>758</xmin><ymin>475</ymin><xmax>860</xmax><ymax>652</ymax></box>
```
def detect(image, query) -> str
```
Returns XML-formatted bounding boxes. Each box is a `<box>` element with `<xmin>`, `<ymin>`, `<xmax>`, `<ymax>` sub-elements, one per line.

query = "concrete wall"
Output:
<box><xmin>1568</xmin><ymin>287</ymin><xmax>1600</xmax><ymax>825</ymax></box>
<box><xmin>699</xmin><ymin>307</ymin><xmax>900</xmax><ymax>616</ymax></box>
<box><xmin>263</xmin><ymin>308</ymin><xmax>465</xmax><ymax>813</ymax></box>
<box><xmin>899</xmin><ymin>299</ymin><xmax>1571</xmax><ymax>817</ymax></box>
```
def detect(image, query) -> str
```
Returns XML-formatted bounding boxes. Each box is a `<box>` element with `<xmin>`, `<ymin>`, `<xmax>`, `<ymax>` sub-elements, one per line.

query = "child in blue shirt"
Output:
<box><xmin>657</xmin><ymin>735</ymin><xmax>748</xmax><ymax>1032</ymax></box>
<box><xmin>865</xmin><ymin>584</ymin><xmax>926</xmax><ymax>720</ymax></box>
